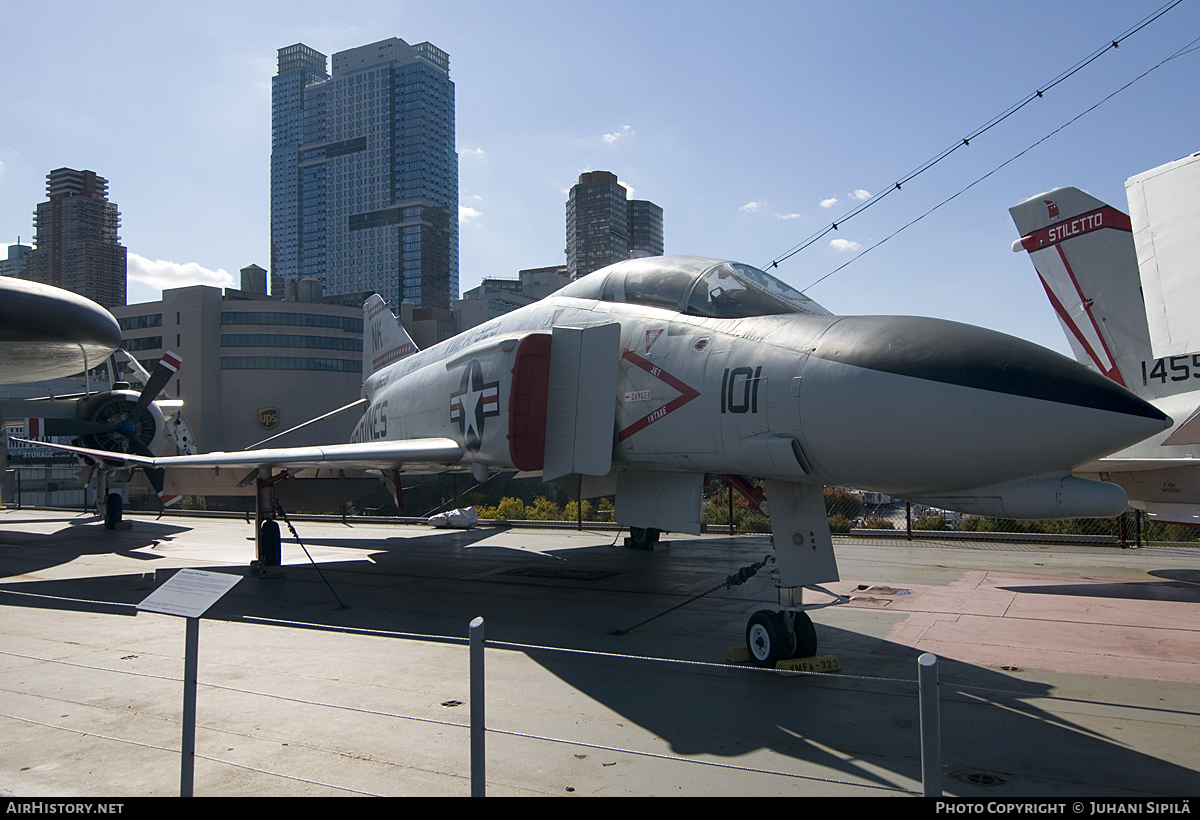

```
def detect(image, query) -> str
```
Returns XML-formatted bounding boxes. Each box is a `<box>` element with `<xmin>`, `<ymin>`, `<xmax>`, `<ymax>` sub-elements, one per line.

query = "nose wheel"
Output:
<box><xmin>746</xmin><ymin>609</ymin><xmax>817</xmax><ymax>667</ymax></box>
<box><xmin>627</xmin><ymin>527</ymin><xmax>661</xmax><ymax>550</ymax></box>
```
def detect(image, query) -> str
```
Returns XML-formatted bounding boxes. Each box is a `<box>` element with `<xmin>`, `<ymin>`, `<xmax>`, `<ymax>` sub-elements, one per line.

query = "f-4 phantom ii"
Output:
<box><xmin>1010</xmin><ymin>150</ymin><xmax>1200</xmax><ymax>526</ymax></box>
<box><xmin>21</xmin><ymin>255</ymin><xmax>1170</xmax><ymax>665</ymax></box>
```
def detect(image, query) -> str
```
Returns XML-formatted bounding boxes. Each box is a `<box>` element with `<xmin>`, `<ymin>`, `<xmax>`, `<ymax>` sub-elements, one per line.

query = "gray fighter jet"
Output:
<box><xmin>21</xmin><ymin>256</ymin><xmax>1170</xmax><ymax>664</ymax></box>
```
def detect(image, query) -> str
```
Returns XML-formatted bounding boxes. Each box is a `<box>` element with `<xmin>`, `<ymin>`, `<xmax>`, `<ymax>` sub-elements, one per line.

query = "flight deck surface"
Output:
<box><xmin>1</xmin><ymin>508</ymin><xmax>1198</xmax><ymax>797</ymax></box>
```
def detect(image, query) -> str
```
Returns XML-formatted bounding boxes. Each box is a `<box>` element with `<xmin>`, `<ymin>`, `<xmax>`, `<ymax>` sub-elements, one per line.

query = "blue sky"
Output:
<box><xmin>2</xmin><ymin>1</ymin><xmax>1197</xmax><ymax>355</ymax></box>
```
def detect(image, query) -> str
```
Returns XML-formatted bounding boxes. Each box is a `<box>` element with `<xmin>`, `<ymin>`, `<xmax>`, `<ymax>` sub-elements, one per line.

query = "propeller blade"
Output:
<box><xmin>141</xmin><ymin>462</ymin><xmax>180</xmax><ymax>514</ymax></box>
<box><xmin>123</xmin><ymin>433</ymin><xmax>171</xmax><ymax>503</ymax></box>
<box><xmin>43</xmin><ymin>418</ymin><xmax>120</xmax><ymax>437</ymax></box>
<box><xmin>125</xmin><ymin>434</ymin><xmax>156</xmax><ymax>460</ymax></box>
<box><xmin>117</xmin><ymin>349</ymin><xmax>154</xmax><ymax>387</ymax></box>
<box><xmin>143</xmin><ymin>465</ymin><xmax>166</xmax><ymax>495</ymax></box>
<box><xmin>131</xmin><ymin>351</ymin><xmax>181</xmax><ymax>418</ymax></box>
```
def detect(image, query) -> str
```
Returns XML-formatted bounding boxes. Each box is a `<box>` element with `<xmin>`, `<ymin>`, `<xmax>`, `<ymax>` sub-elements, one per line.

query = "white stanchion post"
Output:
<box><xmin>470</xmin><ymin>616</ymin><xmax>485</xmax><ymax>797</ymax></box>
<box><xmin>918</xmin><ymin>652</ymin><xmax>941</xmax><ymax>797</ymax></box>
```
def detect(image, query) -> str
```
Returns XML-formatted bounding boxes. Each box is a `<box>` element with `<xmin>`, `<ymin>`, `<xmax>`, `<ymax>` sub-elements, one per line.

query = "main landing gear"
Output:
<box><xmin>104</xmin><ymin>492</ymin><xmax>123</xmax><ymax>530</ymax></box>
<box><xmin>250</xmin><ymin>466</ymin><xmax>289</xmax><ymax>575</ymax></box>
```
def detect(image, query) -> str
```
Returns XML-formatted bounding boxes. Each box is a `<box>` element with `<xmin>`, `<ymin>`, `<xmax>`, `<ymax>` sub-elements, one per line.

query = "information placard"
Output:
<box><xmin>137</xmin><ymin>569</ymin><xmax>241</xmax><ymax>618</ymax></box>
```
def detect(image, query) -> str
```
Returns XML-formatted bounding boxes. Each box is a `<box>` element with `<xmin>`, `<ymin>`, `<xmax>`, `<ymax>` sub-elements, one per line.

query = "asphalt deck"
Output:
<box><xmin>1</xmin><ymin>508</ymin><xmax>1198</xmax><ymax>797</ymax></box>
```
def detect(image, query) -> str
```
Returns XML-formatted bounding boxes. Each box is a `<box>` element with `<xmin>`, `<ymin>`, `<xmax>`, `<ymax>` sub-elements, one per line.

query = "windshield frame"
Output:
<box><xmin>556</xmin><ymin>256</ymin><xmax>829</xmax><ymax>318</ymax></box>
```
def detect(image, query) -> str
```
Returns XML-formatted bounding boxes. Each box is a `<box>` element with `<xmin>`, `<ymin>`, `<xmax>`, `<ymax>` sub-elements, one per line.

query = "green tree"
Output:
<box><xmin>527</xmin><ymin>496</ymin><xmax>564</xmax><ymax>520</ymax></box>
<box><xmin>564</xmin><ymin>499</ymin><xmax>594</xmax><ymax>522</ymax></box>
<box><xmin>829</xmin><ymin>514</ymin><xmax>853</xmax><ymax>534</ymax></box>
<box><xmin>824</xmin><ymin>487</ymin><xmax>863</xmax><ymax>519</ymax></box>
<box><xmin>913</xmin><ymin>515</ymin><xmax>950</xmax><ymax>531</ymax></box>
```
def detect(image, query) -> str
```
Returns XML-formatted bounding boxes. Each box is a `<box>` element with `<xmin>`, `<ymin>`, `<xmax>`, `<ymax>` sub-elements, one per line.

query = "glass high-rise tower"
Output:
<box><xmin>565</xmin><ymin>171</ymin><xmax>663</xmax><ymax>280</ymax></box>
<box><xmin>271</xmin><ymin>38</ymin><xmax>458</xmax><ymax>309</ymax></box>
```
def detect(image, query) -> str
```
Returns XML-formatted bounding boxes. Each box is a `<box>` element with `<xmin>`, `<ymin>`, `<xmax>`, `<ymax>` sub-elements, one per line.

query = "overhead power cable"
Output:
<box><xmin>801</xmin><ymin>33</ymin><xmax>1200</xmax><ymax>294</ymax></box>
<box><xmin>763</xmin><ymin>0</ymin><xmax>1184</xmax><ymax>274</ymax></box>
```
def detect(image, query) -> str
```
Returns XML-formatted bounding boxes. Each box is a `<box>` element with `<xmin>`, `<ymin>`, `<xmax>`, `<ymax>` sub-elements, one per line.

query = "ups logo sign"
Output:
<box><xmin>258</xmin><ymin>407</ymin><xmax>279</xmax><ymax>430</ymax></box>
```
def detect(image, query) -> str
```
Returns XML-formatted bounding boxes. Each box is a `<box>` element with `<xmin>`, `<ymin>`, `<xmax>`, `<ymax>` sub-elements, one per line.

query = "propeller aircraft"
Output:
<box><xmin>1</xmin><ymin>278</ymin><xmax>195</xmax><ymax>523</ymax></box>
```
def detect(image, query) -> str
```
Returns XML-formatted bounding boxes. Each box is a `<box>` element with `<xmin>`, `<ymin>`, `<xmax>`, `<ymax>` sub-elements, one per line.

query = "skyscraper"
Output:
<box><xmin>23</xmin><ymin>169</ymin><xmax>126</xmax><ymax>308</ymax></box>
<box><xmin>565</xmin><ymin>171</ymin><xmax>663</xmax><ymax>279</ymax></box>
<box><xmin>270</xmin><ymin>38</ymin><xmax>458</xmax><ymax>310</ymax></box>
<box><xmin>628</xmin><ymin>199</ymin><xmax>665</xmax><ymax>260</ymax></box>
<box><xmin>0</xmin><ymin>243</ymin><xmax>31</xmax><ymax>279</ymax></box>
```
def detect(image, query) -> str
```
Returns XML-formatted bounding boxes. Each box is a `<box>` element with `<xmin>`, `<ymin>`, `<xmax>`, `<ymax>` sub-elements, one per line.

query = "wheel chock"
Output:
<box><xmin>726</xmin><ymin>646</ymin><xmax>841</xmax><ymax>673</ymax></box>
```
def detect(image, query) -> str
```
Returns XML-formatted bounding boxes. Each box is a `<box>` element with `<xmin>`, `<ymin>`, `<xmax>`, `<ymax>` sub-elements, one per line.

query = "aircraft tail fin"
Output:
<box><xmin>363</xmin><ymin>294</ymin><xmax>419</xmax><ymax>381</ymax></box>
<box><xmin>1009</xmin><ymin>187</ymin><xmax>1164</xmax><ymax>398</ymax></box>
<box><xmin>1126</xmin><ymin>151</ymin><xmax>1200</xmax><ymax>360</ymax></box>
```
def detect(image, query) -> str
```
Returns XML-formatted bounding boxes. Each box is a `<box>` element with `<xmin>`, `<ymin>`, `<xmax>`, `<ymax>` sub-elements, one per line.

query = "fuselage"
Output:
<box><xmin>351</xmin><ymin>257</ymin><xmax>1168</xmax><ymax>498</ymax></box>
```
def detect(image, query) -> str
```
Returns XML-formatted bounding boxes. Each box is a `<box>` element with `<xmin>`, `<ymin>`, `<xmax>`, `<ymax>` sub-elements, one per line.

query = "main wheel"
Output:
<box><xmin>258</xmin><ymin>518</ymin><xmax>282</xmax><ymax>567</ymax></box>
<box><xmin>628</xmin><ymin>527</ymin><xmax>661</xmax><ymax>550</ymax></box>
<box><xmin>746</xmin><ymin>610</ymin><xmax>794</xmax><ymax>667</ymax></box>
<box><xmin>104</xmin><ymin>493</ymin><xmax>122</xmax><ymax>530</ymax></box>
<box><xmin>789</xmin><ymin>610</ymin><xmax>818</xmax><ymax>659</ymax></box>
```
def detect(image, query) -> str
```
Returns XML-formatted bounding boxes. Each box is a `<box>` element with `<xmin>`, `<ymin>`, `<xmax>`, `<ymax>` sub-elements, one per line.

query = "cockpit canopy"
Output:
<box><xmin>557</xmin><ymin>256</ymin><xmax>831</xmax><ymax>319</ymax></box>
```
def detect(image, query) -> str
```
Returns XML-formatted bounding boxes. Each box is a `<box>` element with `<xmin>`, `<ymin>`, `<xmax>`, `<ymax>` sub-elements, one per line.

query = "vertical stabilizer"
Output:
<box><xmin>1009</xmin><ymin>187</ymin><xmax>1160</xmax><ymax>397</ymax></box>
<box><xmin>1126</xmin><ymin>151</ymin><xmax>1200</xmax><ymax>360</ymax></box>
<box><xmin>363</xmin><ymin>295</ymin><xmax>419</xmax><ymax>381</ymax></box>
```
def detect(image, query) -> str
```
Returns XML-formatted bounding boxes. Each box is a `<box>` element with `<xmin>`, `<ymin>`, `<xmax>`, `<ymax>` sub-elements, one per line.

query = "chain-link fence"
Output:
<box><xmin>700</xmin><ymin>478</ymin><xmax>1199</xmax><ymax>546</ymax></box>
<box><xmin>6</xmin><ymin>464</ymin><xmax>1197</xmax><ymax>546</ymax></box>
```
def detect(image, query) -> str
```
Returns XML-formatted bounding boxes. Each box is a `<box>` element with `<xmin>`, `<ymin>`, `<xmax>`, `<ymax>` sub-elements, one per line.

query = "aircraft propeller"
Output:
<box><xmin>41</xmin><ymin>351</ymin><xmax>181</xmax><ymax>503</ymax></box>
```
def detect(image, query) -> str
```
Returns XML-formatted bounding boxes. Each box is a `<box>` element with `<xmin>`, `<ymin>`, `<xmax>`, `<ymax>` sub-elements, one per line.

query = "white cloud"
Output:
<box><xmin>849</xmin><ymin>189</ymin><xmax>871</xmax><ymax>200</ymax></box>
<box><xmin>740</xmin><ymin>201</ymin><xmax>765</xmax><ymax>212</ymax></box>
<box><xmin>459</xmin><ymin>205</ymin><xmax>483</xmax><ymax>223</ymax></box>
<box><xmin>776</xmin><ymin>212</ymin><xmax>801</xmax><ymax>220</ymax></box>
<box><xmin>603</xmin><ymin>125</ymin><xmax>633</xmax><ymax>144</ymax></box>
<box><xmin>127</xmin><ymin>254</ymin><xmax>234</xmax><ymax>290</ymax></box>
<box><xmin>829</xmin><ymin>238</ymin><xmax>862</xmax><ymax>252</ymax></box>
<box><xmin>820</xmin><ymin>197</ymin><xmax>838</xmax><ymax>209</ymax></box>
<box><xmin>619</xmin><ymin>181</ymin><xmax>636</xmax><ymax>200</ymax></box>
<box><xmin>459</xmin><ymin>147</ymin><xmax>485</xmax><ymax>155</ymax></box>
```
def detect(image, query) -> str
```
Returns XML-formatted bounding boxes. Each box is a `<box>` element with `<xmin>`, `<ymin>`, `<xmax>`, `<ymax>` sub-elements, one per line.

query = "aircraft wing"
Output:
<box><xmin>11</xmin><ymin>437</ymin><xmax>464</xmax><ymax>473</ymax></box>
<box><xmin>1075</xmin><ymin>457</ymin><xmax>1200</xmax><ymax>473</ymax></box>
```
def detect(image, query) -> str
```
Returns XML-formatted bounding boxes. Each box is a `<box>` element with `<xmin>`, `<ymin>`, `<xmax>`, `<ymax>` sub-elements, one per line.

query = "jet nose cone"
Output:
<box><xmin>800</xmin><ymin>316</ymin><xmax>1168</xmax><ymax>493</ymax></box>
<box><xmin>818</xmin><ymin>315</ymin><xmax>1166</xmax><ymax>421</ymax></box>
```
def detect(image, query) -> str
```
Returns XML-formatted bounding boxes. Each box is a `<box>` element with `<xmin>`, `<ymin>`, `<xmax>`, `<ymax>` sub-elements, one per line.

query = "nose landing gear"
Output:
<box><xmin>742</xmin><ymin>480</ymin><xmax>846</xmax><ymax>668</ymax></box>
<box><xmin>627</xmin><ymin>526</ymin><xmax>661</xmax><ymax>550</ymax></box>
<box><xmin>746</xmin><ymin>609</ymin><xmax>818</xmax><ymax>668</ymax></box>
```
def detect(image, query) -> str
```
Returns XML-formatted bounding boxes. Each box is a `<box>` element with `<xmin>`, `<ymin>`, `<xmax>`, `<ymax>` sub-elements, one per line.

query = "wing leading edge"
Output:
<box><xmin>11</xmin><ymin>437</ymin><xmax>464</xmax><ymax>473</ymax></box>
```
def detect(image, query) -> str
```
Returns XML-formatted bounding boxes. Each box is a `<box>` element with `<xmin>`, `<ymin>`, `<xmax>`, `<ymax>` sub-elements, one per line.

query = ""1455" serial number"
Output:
<box><xmin>1143</xmin><ymin>355</ymin><xmax>1200</xmax><ymax>385</ymax></box>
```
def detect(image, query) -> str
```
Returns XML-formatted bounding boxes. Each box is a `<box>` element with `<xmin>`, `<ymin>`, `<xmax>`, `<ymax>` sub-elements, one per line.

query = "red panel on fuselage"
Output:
<box><xmin>508</xmin><ymin>334</ymin><xmax>552</xmax><ymax>471</ymax></box>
